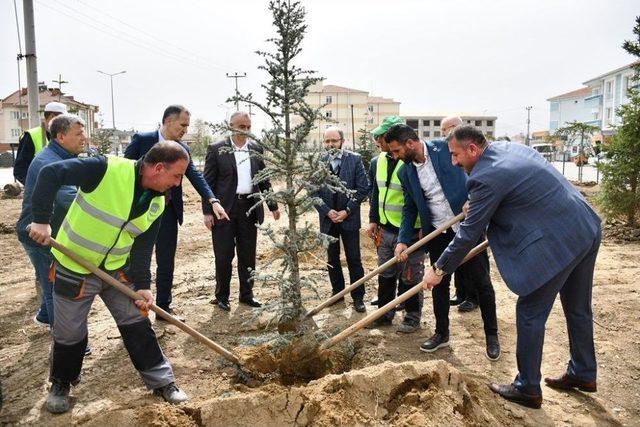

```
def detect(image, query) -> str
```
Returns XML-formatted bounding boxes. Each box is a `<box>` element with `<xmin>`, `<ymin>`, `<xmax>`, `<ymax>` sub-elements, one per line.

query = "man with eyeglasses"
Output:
<box><xmin>313</xmin><ymin>126</ymin><xmax>370</xmax><ymax>313</ymax></box>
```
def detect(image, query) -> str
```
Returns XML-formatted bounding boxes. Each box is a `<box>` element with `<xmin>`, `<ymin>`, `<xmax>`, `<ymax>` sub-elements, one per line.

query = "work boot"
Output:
<box><xmin>154</xmin><ymin>382</ymin><xmax>188</xmax><ymax>404</ymax></box>
<box><xmin>46</xmin><ymin>380</ymin><xmax>70</xmax><ymax>414</ymax></box>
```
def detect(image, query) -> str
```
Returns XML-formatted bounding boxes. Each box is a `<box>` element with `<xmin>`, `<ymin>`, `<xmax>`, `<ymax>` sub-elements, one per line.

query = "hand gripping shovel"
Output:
<box><xmin>304</xmin><ymin>212</ymin><xmax>465</xmax><ymax>319</ymax></box>
<box><xmin>320</xmin><ymin>239</ymin><xmax>489</xmax><ymax>350</ymax></box>
<box><xmin>49</xmin><ymin>238</ymin><xmax>241</xmax><ymax>365</ymax></box>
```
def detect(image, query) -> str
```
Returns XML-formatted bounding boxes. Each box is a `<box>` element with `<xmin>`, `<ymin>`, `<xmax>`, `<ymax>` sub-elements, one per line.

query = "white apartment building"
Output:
<box><xmin>548</xmin><ymin>87</ymin><xmax>593</xmax><ymax>133</ymax></box>
<box><xmin>0</xmin><ymin>85</ymin><xmax>98</xmax><ymax>152</ymax></box>
<box><xmin>400</xmin><ymin>113</ymin><xmax>497</xmax><ymax>140</ymax></box>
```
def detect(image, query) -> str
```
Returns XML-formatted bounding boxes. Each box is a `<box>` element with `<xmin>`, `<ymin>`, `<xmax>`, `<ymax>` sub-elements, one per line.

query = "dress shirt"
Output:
<box><xmin>233</xmin><ymin>140</ymin><xmax>253</xmax><ymax>194</ymax></box>
<box><xmin>413</xmin><ymin>140</ymin><xmax>458</xmax><ymax>231</ymax></box>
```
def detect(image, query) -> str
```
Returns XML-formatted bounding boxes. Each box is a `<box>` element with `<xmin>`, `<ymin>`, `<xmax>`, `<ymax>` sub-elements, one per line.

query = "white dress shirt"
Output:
<box><xmin>413</xmin><ymin>140</ymin><xmax>458</xmax><ymax>232</ymax></box>
<box><xmin>233</xmin><ymin>140</ymin><xmax>253</xmax><ymax>195</ymax></box>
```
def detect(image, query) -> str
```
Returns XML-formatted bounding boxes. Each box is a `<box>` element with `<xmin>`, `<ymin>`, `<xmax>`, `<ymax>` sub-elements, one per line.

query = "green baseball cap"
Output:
<box><xmin>371</xmin><ymin>116</ymin><xmax>405</xmax><ymax>138</ymax></box>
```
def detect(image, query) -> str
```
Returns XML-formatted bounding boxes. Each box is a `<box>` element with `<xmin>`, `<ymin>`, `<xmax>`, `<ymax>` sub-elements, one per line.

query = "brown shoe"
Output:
<box><xmin>544</xmin><ymin>373</ymin><xmax>597</xmax><ymax>392</ymax></box>
<box><xmin>488</xmin><ymin>383</ymin><xmax>542</xmax><ymax>409</ymax></box>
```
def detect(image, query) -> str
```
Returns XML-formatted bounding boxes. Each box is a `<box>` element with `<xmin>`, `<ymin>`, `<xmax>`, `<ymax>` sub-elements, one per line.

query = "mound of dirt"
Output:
<box><xmin>198</xmin><ymin>360</ymin><xmax>519</xmax><ymax>426</ymax></box>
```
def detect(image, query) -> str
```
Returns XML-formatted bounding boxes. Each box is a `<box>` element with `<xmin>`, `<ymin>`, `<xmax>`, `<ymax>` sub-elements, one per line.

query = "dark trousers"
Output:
<box><xmin>212</xmin><ymin>198</ymin><xmax>257</xmax><ymax>303</ymax></box>
<box><xmin>327</xmin><ymin>223</ymin><xmax>365</xmax><ymax>301</ymax></box>
<box><xmin>455</xmin><ymin>244</ymin><xmax>498</xmax><ymax>336</ymax></box>
<box><xmin>514</xmin><ymin>233</ymin><xmax>600</xmax><ymax>396</ymax></box>
<box><xmin>155</xmin><ymin>205</ymin><xmax>178</xmax><ymax>310</ymax></box>
<box><xmin>426</xmin><ymin>230</ymin><xmax>454</xmax><ymax>335</ymax></box>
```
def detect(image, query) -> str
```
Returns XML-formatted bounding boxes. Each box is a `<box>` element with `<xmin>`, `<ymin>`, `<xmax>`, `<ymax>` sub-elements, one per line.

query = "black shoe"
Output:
<box><xmin>240</xmin><ymin>298</ymin><xmax>262</xmax><ymax>308</ymax></box>
<box><xmin>353</xmin><ymin>300</ymin><xmax>366</xmax><ymax>313</ymax></box>
<box><xmin>365</xmin><ymin>317</ymin><xmax>393</xmax><ymax>329</ymax></box>
<box><xmin>46</xmin><ymin>380</ymin><xmax>70</xmax><ymax>414</ymax></box>
<box><xmin>217</xmin><ymin>300</ymin><xmax>231</xmax><ymax>311</ymax></box>
<box><xmin>420</xmin><ymin>333</ymin><xmax>450</xmax><ymax>353</ymax></box>
<box><xmin>488</xmin><ymin>383</ymin><xmax>542</xmax><ymax>409</ymax></box>
<box><xmin>157</xmin><ymin>308</ymin><xmax>186</xmax><ymax>322</ymax></box>
<box><xmin>370</xmin><ymin>298</ymin><xmax>379</xmax><ymax>306</ymax></box>
<box><xmin>486</xmin><ymin>335</ymin><xmax>501</xmax><ymax>361</ymax></box>
<box><xmin>449</xmin><ymin>296</ymin><xmax>464</xmax><ymax>306</ymax></box>
<box><xmin>458</xmin><ymin>299</ymin><xmax>478</xmax><ymax>312</ymax></box>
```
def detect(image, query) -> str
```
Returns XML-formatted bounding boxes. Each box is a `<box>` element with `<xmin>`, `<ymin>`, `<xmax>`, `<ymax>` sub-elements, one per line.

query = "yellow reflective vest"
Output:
<box><xmin>52</xmin><ymin>156</ymin><xmax>165</xmax><ymax>274</ymax></box>
<box><xmin>25</xmin><ymin>126</ymin><xmax>47</xmax><ymax>154</ymax></box>
<box><xmin>376</xmin><ymin>154</ymin><xmax>420</xmax><ymax>229</ymax></box>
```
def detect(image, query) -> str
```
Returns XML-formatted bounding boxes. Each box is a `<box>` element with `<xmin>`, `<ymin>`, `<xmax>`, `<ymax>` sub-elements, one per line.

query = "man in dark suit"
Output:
<box><xmin>422</xmin><ymin>125</ymin><xmax>601</xmax><ymax>409</ymax></box>
<box><xmin>314</xmin><ymin>126</ymin><xmax>370</xmax><ymax>313</ymax></box>
<box><xmin>202</xmin><ymin>111</ymin><xmax>279</xmax><ymax>311</ymax></box>
<box><xmin>387</xmin><ymin>124</ymin><xmax>500</xmax><ymax>360</ymax></box>
<box><xmin>125</xmin><ymin>105</ymin><xmax>228</xmax><ymax>320</ymax></box>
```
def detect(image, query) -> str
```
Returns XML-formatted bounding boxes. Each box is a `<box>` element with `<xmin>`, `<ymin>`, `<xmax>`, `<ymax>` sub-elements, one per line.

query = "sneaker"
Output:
<box><xmin>84</xmin><ymin>346</ymin><xmax>92</xmax><ymax>357</ymax></box>
<box><xmin>33</xmin><ymin>315</ymin><xmax>50</xmax><ymax>328</ymax></box>
<box><xmin>420</xmin><ymin>333</ymin><xmax>450</xmax><ymax>353</ymax></box>
<box><xmin>365</xmin><ymin>317</ymin><xmax>393</xmax><ymax>329</ymax></box>
<box><xmin>486</xmin><ymin>335</ymin><xmax>501</xmax><ymax>361</ymax></box>
<box><xmin>396</xmin><ymin>322</ymin><xmax>420</xmax><ymax>334</ymax></box>
<box><xmin>46</xmin><ymin>380</ymin><xmax>70</xmax><ymax>414</ymax></box>
<box><xmin>458</xmin><ymin>299</ymin><xmax>478</xmax><ymax>312</ymax></box>
<box><xmin>154</xmin><ymin>382</ymin><xmax>188</xmax><ymax>404</ymax></box>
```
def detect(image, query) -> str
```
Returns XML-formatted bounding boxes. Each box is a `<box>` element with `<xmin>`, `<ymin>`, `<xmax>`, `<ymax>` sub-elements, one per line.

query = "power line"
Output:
<box><xmin>34</xmin><ymin>0</ymin><xmax>223</xmax><ymax>74</ymax></box>
<box><xmin>52</xmin><ymin>73</ymin><xmax>68</xmax><ymax>100</ymax></box>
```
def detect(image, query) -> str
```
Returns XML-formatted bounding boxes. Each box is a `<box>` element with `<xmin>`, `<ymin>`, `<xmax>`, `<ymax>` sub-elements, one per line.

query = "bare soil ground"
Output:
<box><xmin>1</xmin><ymin>182</ymin><xmax>639</xmax><ymax>426</ymax></box>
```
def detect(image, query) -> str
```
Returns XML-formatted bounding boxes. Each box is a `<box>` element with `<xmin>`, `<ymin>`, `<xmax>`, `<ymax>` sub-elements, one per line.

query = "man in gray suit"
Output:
<box><xmin>421</xmin><ymin>125</ymin><xmax>601</xmax><ymax>409</ymax></box>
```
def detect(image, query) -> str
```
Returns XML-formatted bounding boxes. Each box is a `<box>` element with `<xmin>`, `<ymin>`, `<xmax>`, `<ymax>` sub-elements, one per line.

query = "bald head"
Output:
<box><xmin>323</xmin><ymin>126</ymin><xmax>344</xmax><ymax>150</ymax></box>
<box><xmin>441</xmin><ymin>116</ymin><xmax>463</xmax><ymax>137</ymax></box>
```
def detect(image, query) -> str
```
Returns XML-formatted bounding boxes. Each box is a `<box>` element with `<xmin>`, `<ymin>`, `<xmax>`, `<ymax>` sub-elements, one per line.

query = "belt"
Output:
<box><xmin>235</xmin><ymin>193</ymin><xmax>252</xmax><ymax>200</ymax></box>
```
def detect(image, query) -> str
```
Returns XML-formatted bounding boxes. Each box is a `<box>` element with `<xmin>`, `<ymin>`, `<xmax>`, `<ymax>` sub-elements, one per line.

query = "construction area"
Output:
<box><xmin>0</xmin><ymin>182</ymin><xmax>639</xmax><ymax>426</ymax></box>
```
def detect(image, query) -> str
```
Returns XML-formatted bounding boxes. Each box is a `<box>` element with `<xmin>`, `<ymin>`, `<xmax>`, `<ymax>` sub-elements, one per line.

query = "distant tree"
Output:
<box><xmin>93</xmin><ymin>128</ymin><xmax>114</xmax><ymax>156</ymax></box>
<box><xmin>354</xmin><ymin>128</ymin><xmax>377</xmax><ymax>171</ymax></box>
<box><xmin>190</xmin><ymin>118</ymin><xmax>213</xmax><ymax>166</ymax></box>
<box><xmin>553</xmin><ymin>121</ymin><xmax>599</xmax><ymax>181</ymax></box>
<box><xmin>598</xmin><ymin>16</ymin><xmax>640</xmax><ymax>226</ymax></box>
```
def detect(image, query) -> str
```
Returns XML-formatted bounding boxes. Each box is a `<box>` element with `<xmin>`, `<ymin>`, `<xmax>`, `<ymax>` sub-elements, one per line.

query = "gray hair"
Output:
<box><xmin>50</xmin><ymin>114</ymin><xmax>86</xmax><ymax>139</ymax></box>
<box><xmin>229</xmin><ymin>111</ymin><xmax>251</xmax><ymax>123</ymax></box>
<box><xmin>324</xmin><ymin>126</ymin><xmax>344</xmax><ymax>141</ymax></box>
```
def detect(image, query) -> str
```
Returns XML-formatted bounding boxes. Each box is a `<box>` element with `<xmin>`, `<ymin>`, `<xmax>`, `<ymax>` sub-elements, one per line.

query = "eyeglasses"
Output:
<box><xmin>324</xmin><ymin>138</ymin><xmax>342</xmax><ymax>143</ymax></box>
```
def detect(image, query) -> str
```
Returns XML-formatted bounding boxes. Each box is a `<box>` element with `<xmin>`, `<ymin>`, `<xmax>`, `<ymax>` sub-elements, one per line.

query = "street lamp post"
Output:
<box><xmin>97</xmin><ymin>70</ymin><xmax>126</xmax><ymax>129</ymax></box>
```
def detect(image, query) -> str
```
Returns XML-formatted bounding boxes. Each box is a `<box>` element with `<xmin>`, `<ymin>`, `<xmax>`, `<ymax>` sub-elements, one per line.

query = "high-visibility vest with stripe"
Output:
<box><xmin>376</xmin><ymin>154</ymin><xmax>420</xmax><ymax>229</ymax></box>
<box><xmin>25</xmin><ymin>126</ymin><xmax>47</xmax><ymax>154</ymax></box>
<box><xmin>52</xmin><ymin>156</ymin><xmax>165</xmax><ymax>274</ymax></box>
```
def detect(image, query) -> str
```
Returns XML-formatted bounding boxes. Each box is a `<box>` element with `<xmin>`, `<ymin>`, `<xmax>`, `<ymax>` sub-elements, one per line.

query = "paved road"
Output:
<box><xmin>550</xmin><ymin>161</ymin><xmax>601</xmax><ymax>183</ymax></box>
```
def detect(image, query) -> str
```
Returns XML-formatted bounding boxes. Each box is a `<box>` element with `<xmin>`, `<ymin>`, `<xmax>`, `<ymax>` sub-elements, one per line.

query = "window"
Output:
<box><xmin>486</xmin><ymin>120</ymin><xmax>493</xmax><ymax>126</ymax></box>
<box><xmin>423</xmin><ymin>119</ymin><xmax>430</xmax><ymax>127</ymax></box>
<box><xmin>606</xmin><ymin>81</ymin><xmax>612</xmax><ymax>94</ymax></box>
<box><xmin>423</xmin><ymin>130</ymin><xmax>430</xmax><ymax>137</ymax></box>
<box><xmin>11</xmin><ymin>128</ymin><xmax>22</xmax><ymax>137</ymax></box>
<box><xmin>433</xmin><ymin>119</ymin><xmax>441</xmax><ymax>127</ymax></box>
<box><xmin>368</xmin><ymin>117</ymin><xmax>374</xmax><ymax>124</ymax></box>
<box><xmin>324</xmin><ymin>110</ymin><xmax>332</xmax><ymax>119</ymax></box>
<box><xmin>466</xmin><ymin>120</ymin><xmax>471</xmax><ymax>124</ymax></box>
<box><xmin>475</xmin><ymin>120</ymin><xmax>482</xmax><ymax>126</ymax></box>
<box><xmin>433</xmin><ymin>131</ymin><xmax>441</xmax><ymax>138</ymax></box>
<box><xmin>325</xmin><ymin>95</ymin><xmax>332</xmax><ymax>104</ymax></box>
<box><xmin>406</xmin><ymin>119</ymin><xmax>419</xmax><ymax>130</ymax></box>
<box><xmin>486</xmin><ymin>131</ymin><xmax>493</xmax><ymax>137</ymax></box>
<box><xmin>368</xmin><ymin>105</ymin><xmax>374</xmax><ymax>113</ymax></box>
<box><xmin>11</xmin><ymin>111</ymin><xmax>20</xmax><ymax>120</ymax></box>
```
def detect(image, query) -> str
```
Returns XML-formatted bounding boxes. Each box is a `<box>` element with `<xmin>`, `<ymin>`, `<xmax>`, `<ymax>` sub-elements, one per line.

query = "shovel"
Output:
<box><xmin>49</xmin><ymin>238</ymin><xmax>241</xmax><ymax>365</ymax></box>
<box><xmin>319</xmin><ymin>239</ymin><xmax>490</xmax><ymax>351</ymax></box>
<box><xmin>304</xmin><ymin>212</ymin><xmax>465</xmax><ymax>319</ymax></box>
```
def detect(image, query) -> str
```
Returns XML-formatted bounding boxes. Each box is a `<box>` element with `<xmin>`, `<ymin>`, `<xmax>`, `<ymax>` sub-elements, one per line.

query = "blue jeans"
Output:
<box><xmin>22</xmin><ymin>243</ymin><xmax>54</xmax><ymax>325</ymax></box>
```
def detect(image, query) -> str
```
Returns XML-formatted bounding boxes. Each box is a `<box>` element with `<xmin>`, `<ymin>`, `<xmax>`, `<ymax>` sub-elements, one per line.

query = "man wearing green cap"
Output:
<box><xmin>366</xmin><ymin>116</ymin><xmax>425</xmax><ymax>333</ymax></box>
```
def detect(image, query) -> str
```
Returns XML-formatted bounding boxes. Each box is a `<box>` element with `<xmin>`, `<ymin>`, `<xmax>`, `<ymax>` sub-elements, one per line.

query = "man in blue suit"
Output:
<box><xmin>422</xmin><ymin>125</ymin><xmax>601</xmax><ymax>409</ymax></box>
<box><xmin>125</xmin><ymin>105</ymin><xmax>228</xmax><ymax>320</ymax></box>
<box><xmin>314</xmin><ymin>126</ymin><xmax>370</xmax><ymax>313</ymax></box>
<box><xmin>386</xmin><ymin>124</ymin><xmax>500</xmax><ymax>360</ymax></box>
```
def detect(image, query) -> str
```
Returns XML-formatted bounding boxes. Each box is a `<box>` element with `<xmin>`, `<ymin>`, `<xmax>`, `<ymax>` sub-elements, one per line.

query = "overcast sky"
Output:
<box><xmin>1</xmin><ymin>0</ymin><xmax>637</xmax><ymax>138</ymax></box>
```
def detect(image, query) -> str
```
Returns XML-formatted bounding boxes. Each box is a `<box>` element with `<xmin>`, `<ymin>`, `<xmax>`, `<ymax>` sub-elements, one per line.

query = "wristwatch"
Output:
<box><xmin>432</xmin><ymin>265</ymin><xmax>446</xmax><ymax>277</ymax></box>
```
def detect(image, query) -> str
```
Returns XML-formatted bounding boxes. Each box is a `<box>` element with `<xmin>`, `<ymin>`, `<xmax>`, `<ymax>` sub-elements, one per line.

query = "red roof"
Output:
<box><xmin>2</xmin><ymin>87</ymin><xmax>98</xmax><ymax>110</ymax></box>
<box><xmin>367</xmin><ymin>96</ymin><xmax>399</xmax><ymax>104</ymax></box>
<box><xmin>320</xmin><ymin>84</ymin><xmax>368</xmax><ymax>94</ymax></box>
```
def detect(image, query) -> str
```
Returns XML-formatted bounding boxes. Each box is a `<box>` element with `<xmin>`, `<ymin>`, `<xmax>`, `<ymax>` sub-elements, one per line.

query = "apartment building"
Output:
<box><xmin>0</xmin><ymin>85</ymin><xmax>98</xmax><ymax>152</ymax></box>
<box><xmin>298</xmin><ymin>82</ymin><xmax>400</xmax><ymax>146</ymax></box>
<box><xmin>400</xmin><ymin>113</ymin><xmax>497</xmax><ymax>140</ymax></box>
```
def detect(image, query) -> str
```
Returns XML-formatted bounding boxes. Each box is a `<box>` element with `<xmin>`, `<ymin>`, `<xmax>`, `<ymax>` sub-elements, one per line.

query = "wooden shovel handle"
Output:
<box><xmin>320</xmin><ymin>239</ymin><xmax>489</xmax><ymax>350</ymax></box>
<box><xmin>305</xmin><ymin>212</ymin><xmax>465</xmax><ymax>319</ymax></box>
<box><xmin>49</xmin><ymin>238</ymin><xmax>241</xmax><ymax>365</ymax></box>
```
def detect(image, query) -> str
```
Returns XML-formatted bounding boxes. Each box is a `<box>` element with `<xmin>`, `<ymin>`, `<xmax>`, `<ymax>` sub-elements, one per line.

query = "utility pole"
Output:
<box><xmin>52</xmin><ymin>73</ymin><xmax>68</xmax><ymax>101</ymax></box>
<box><xmin>246</xmin><ymin>103</ymin><xmax>254</xmax><ymax>116</ymax></box>
<box><xmin>525</xmin><ymin>106</ymin><xmax>532</xmax><ymax>146</ymax></box>
<box><xmin>97</xmin><ymin>70</ymin><xmax>126</xmax><ymax>129</ymax></box>
<box><xmin>350</xmin><ymin>104</ymin><xmax>356</xmax><ymax>151</ymax></box>
<box><xmin>226</xmin><ymin>72</ymin><xmax>246</xmax><ymax>111</ymax></box>
<box><xmin>23</xmin><ymin>0</ymin><xmax>40</xmax><ymax>128</ymax></box>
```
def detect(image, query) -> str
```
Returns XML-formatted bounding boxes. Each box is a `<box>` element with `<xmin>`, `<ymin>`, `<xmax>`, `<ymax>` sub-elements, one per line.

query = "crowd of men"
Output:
<box><xmin>11</xmin><ymin>103</ymin><xmax>601</xmax><ymax>412</ymax></box>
